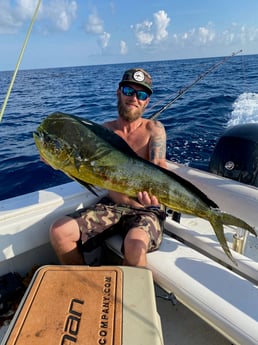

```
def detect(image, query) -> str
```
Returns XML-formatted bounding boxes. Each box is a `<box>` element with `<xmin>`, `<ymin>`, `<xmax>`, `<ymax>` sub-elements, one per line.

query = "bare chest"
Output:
<box><xmin>115</xmin><ymin>129</ymin><xmax>150</xmax><ymax>160</ymax></box>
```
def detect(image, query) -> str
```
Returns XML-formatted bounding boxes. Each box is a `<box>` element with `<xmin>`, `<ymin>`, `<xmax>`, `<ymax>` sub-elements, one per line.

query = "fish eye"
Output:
<box><xmin>43</xmin><ymin>133</ymin><xmax>52</xmax><ymax>144</ymax></box>
<box><xmin>53</xmin><ymin>139</ymin><xmax>63</xmax><ymax>150</ymax></box>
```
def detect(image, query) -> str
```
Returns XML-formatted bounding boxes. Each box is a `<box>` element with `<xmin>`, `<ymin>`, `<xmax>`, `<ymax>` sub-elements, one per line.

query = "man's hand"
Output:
<box><xmin>137</xmin><ymin>191</ymin><xmax>159</xmax><ymax>207</ymax></box>
<box><xmin>108</xmin><ymin>190</ymin><xmax>160</xmax><ymax>208</ymax></box>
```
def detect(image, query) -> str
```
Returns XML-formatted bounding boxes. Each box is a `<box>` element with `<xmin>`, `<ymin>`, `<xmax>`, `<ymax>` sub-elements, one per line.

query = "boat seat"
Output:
<box><xmin>105</xmin><ymin>230</ymin><xmax>258</xmax><ymax>345</ymax></box>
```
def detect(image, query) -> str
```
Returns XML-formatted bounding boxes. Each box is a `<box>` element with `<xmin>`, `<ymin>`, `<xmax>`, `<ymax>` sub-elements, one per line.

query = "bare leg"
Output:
<box><xmin>50</xmin><ymin>216</ymin><xmax>85</xmax><ymax>265</ymax></box>
<box><xmin>123</xmin><ymin>228</ymin><xmax>150</xmax><ymax>267</ymax></box>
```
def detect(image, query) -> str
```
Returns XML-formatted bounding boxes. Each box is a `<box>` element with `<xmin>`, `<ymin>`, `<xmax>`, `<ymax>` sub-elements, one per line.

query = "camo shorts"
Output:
<box><xmin>69</xmin><ymin>197</ymin><xmax>166</xmax><ymax>253</ymax></box>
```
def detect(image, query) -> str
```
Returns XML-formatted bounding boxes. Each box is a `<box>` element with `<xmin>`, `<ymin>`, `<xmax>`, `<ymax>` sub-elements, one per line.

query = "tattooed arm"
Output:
<box><xmin>148</xmin><ymin>120</ymin><xmax>167</xmax><ymax>169</ymax></box>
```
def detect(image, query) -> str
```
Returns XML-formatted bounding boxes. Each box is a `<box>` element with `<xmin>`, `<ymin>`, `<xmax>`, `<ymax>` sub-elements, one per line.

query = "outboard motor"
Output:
<box><xmin>209</xmin><ymin>123</ymin><xmax>258</xmax><ymax>187</ymax></box>
<box><xmin>209</xmin><ymin>123</ymin><xmax>258</xmax><ymax>254</ymax></box>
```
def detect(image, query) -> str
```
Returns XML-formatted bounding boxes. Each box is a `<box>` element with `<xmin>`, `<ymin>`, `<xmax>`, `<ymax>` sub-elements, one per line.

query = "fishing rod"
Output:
<box><xmin>149</xmin><ymin>49</ymin><xmax>243</xmax><ymax>120</ymax></box>
<box><xmin>0</xmin><ymin>0</ymin><xmax>42</xmax><ymax>122</ymax></box>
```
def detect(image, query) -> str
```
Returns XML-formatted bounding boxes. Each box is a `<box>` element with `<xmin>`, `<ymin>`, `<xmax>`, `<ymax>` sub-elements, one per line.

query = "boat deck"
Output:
<box><xmin>155</xmin><ymin>285</ymin><xmax>231</xmax><ymax>345</ymax></box>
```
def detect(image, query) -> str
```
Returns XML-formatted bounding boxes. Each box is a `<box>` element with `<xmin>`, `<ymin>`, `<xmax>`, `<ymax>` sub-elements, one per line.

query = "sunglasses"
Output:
<box><xmin>121</xmin><ymin>85</ymin><xmax>149</xmax><ymax>101</ymax></box>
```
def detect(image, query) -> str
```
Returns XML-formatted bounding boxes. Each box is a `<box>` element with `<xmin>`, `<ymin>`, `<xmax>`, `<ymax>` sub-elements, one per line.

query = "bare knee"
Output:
<box><xmin>49</xmin><ymin>216</ymin><xmax>84</xmax><ymax>265</ymax></box>
<box><xmin>50</xmin><ymin>216</ymin><xmax>79</xmax><ymax>242</ymax></box>
<box><xmin>123</xmin><ymin>228</ymin><xmax>150</xmax><ymax>267</ymax></box>
<box><xmin>124</xmin><ymin>232</ymin><xmax>148</xmax><ymax>253</ymax></box>
<box><xmin>49</xmin><ymin>216</ymin><xmax>80</xmax><ymax>254</ymax></box>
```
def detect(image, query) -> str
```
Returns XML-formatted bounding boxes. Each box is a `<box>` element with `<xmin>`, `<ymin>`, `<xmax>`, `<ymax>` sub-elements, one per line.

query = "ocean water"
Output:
<box><xmin>0</xmin><ymin>54</ymin><xmax>258</xmax><ymax>201</ymax></box>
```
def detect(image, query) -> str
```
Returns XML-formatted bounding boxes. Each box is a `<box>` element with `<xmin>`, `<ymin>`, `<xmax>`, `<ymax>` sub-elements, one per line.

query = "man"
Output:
<box><xmin>50</xmin><ymin>68</ymin><xmax>167</xmax><ymax>267</ymax></box>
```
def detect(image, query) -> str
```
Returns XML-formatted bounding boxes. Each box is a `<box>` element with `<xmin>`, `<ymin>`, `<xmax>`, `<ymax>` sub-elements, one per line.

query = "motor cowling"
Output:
<box><xmin>209</xmin><ymin>123</ymin><xmax>258</xmax><ymax>187</ymax></box>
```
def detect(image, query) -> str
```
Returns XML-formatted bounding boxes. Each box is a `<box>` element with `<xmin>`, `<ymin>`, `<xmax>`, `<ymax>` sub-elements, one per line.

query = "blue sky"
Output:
<box><xmin>1</xmin><ymin>0</ymin><xmax>258</xmax><ymax>71</ymax></box>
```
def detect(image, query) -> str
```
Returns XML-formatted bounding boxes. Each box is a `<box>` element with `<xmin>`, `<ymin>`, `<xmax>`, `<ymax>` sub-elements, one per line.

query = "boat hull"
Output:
<box><xmin>0</xmin><ymin>163</ymin><xmax>258</xmax><ymax>345</ymax></box>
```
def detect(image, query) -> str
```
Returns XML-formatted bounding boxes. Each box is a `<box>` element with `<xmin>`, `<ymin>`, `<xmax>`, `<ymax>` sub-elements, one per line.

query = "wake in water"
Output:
<box><xmin>227</xmin><ymin>92</ymin><xmax>258</xmax><ymax>126</ymax></box>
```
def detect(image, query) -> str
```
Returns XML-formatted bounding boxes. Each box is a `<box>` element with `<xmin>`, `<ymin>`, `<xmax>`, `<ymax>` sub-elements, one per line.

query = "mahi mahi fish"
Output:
<box><xmin>34</xmin><ymin>112</ymin><xmax>257</xmax><ymax>262</ymax></box>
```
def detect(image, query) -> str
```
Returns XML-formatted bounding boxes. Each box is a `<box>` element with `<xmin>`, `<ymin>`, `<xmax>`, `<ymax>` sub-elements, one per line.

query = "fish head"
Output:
<box><xmin>33</xmin><ymin>112</ymin><xmax>92</xmax><ymax>170</ymax></box>
<box><xmin>33</xmin><ymin>111</ymin><xmax>139</xmax><ymax>191</ymax></box>
<box><xmin>33</xmin><ymin>126</ymin><xmax>71</xmax><ymax>170</ymax></box>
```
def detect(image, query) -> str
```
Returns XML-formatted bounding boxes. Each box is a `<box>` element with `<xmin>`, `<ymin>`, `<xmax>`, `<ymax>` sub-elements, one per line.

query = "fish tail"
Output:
<box><xmin>220</xmin><ymin>212</ymin><xmax>257</xmax><ymax>237</ymax></box>
<box><xmin>209</xmin><ymin>215</ymin><xmax>236</xmax><ymax>264</ymax></box>
<box><xmin>209</xmin><ymin>210</ymin><xmax>257</xmax><ymax>264</ymax></box>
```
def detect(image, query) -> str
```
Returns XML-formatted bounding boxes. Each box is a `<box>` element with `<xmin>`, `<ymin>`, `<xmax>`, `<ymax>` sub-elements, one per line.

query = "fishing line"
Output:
<box><xmin>149</xmin><ymin>49</ymin><xmax>243</xmax><ymax>121</ymax></box>
<box><xmin>0</xmin><ymin>0</ymin><xmax>42</xmax><ymax>122</ymax></box>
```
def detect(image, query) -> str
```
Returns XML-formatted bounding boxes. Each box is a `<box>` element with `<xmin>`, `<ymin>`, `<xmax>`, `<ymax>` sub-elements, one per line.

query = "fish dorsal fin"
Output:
<box><xmin>75</xmin><ymin>115</ymin><xmax>141</xmax><ymax>156</ymax></box>
<box><xmin>153</xmin><ymin>162</ymin><xmax>219</xmax><ymax>209</ymax></box>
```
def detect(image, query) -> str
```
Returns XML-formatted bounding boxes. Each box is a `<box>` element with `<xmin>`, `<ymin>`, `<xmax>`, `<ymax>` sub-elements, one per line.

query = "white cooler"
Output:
<box><xmin>1</xmin><ymin>265</ymin><xmax>163</xmax><ymax>345</ymax></box>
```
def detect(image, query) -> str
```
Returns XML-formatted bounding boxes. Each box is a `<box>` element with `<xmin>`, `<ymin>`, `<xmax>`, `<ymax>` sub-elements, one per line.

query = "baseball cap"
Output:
<box><xmin>119</xmin><ymin>68</ymin><xmax>153</xmax><ymax>95</ymax></box>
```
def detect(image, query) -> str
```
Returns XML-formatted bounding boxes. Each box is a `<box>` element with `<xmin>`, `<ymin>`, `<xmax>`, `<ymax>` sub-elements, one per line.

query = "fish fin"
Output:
<box><xmin>79</xmin><ymin>181</ymin><xmax>99</xmax><ymax>196</ymax></box>
<box><xmin>209</xmin><ymin>214</ymin><xmax>237</xmax><ymax>264</ymax></box>
<box><xmin>75</xmin><ymin>115</ymin><xmax>140</xmax><ymax>157</ymax></box>
<box><xmin>72</xmin><ymin>176</ymin><xmax>99</xmax><ymax>196</ymax></box>
<box><xmin>209</xmin><ymin>210</ymin><xmax>257</xmax><ymax>264</ymax></box>
<box><xmin>59</xmin><ymin>165</ymin><xmax>99</xmax><ymax>197</ymax></box>
<box><xmin>156</xmin><ymin>164</ymin><xmax>219</xmax><ymax>209</ymax></box>
<box><xmin>220</xmin><ymin>212</ymin><xmax>257</xmax><ymax>236</ymax></box>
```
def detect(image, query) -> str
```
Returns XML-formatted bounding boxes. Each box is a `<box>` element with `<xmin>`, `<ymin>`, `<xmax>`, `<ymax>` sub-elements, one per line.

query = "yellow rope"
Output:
<box><xmin>0</xmin><ymin>0</ymin><xmax>42</xmax><ymax>122</ymax></box>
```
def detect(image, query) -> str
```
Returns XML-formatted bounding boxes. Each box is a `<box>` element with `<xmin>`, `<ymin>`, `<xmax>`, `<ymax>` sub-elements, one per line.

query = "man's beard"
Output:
<box><xmin>117</xmin><ymin>97</ymin><xmax>143</xmax><ymax>122</ymax></box>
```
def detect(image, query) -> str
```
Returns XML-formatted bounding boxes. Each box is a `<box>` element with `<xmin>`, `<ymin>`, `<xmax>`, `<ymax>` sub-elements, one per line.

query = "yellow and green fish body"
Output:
<box><xmin>34</xmin><ymin>112</ymin><xmax>257</xmax><ymax>262</ymax></box>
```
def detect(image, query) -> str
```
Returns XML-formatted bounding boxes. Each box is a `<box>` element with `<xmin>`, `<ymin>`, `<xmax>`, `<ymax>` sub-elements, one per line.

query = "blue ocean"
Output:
<box><xmin>0</xmin><ymin>54</ymin><xmax>258</xmax><ymax>201</ymax></box>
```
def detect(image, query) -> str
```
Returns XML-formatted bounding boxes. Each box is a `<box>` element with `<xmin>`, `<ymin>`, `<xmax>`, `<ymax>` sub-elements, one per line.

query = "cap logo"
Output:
<box><xmin>133</xmin><ymin>71</ymin><xmax>145</xmax><ymax>82</ymax></box>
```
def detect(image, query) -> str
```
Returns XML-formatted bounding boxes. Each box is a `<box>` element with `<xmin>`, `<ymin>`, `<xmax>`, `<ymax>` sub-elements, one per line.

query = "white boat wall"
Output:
<box><xmin>0</xmin><ymin>161</ymin><xmax>257</xmax><ymax>345</ymax></box>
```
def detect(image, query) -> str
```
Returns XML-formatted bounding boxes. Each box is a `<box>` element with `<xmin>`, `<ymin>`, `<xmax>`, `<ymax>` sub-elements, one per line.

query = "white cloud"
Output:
<box><xmin>198</xmin><ymin>26</ymin><xmax>216</xmax><ymax>44</ymax></box>
<box><xmin>42</xmin><ymin>0</ymin><xmax>77</xmax><ymax>31</ymax></box>
<box><xmin>173</xmin><ymin>21</ymin><xmax>258</xmax><ymax>52</ymax></box>
<box><xmin>173</xmin><ymin>23</ymin><xmax>216</xmax><ymax>47</ymax></box>
<box><xmin>85</xmin><ymin>11</ymin><xmax>104</xmax><ymax>34</ymax></box>
<box><xmin>131</xmin><ymin>10</ymin><xmax>170</xmax><ymax>47</ymax></box>
<box><xmin>99</xmin><ymin>31</ymin><xmax>110</xmax><ymax>49</ymax></box>
<box><xmin>85</xmin><ymin>9</ymin><xmax>111</xmax><ymax>50</ymax></box>
<box><xmin>221</xmin><ymin>29</ymin><xmax>235</xmax><ymax>45</ymax></box>
<box><xmin>154</xmin><ymin>10</ymin><xmax>170</xmax><ymax>41</ymax></box>
<box><xmin>220</xmin><ymin>23</ymin><xmax>258</xmax><ymax>46</ymax></box>
<box><xmin>131</xmin><ymin>20</ymin><xmax>154</xmax><ymax>45</ymax></box>
<box><xmin>120</xmin><ymin>40</ymin><xmax>128</xmax><ymax>55</ymax></box>
<box><xmin>0</xmin><ymin>0</ymin><xmax>32</xmax><ymax>33</ymax></box>
<box><xmin>16</xmin><ymin>0</ymin><xmax>41</xmax><ymax>19</ymax></box>
<box><xmin>0</xmin><ymin>0</ymin><xmax>77</xmax><ymax>33</ymax></box>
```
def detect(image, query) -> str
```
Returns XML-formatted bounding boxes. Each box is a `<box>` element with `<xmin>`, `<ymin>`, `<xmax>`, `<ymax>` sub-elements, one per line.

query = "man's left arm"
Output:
<box><xmin>148</xmin><ymin>120</ymin><xmax>167</xmax><ymax>169</ymax></box>
<box><xmin>136</xmin><ymin>120</ymin><xmax>167</xmax><ymax>207</ymax></box>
